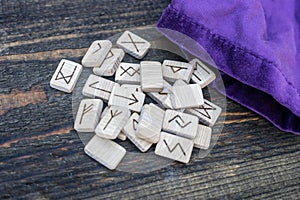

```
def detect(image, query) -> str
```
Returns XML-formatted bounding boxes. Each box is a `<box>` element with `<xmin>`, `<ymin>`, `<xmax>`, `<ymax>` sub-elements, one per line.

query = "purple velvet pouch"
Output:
<box><xmin>157</xmin><ymin>0</ymin><xmax>300</xmax><ymax>134</ymax></box>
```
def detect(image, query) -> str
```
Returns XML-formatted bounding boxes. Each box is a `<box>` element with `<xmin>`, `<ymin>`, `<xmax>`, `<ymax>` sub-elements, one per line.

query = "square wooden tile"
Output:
<box><xmin>136</xmin><ymin>103</ymin><xmax>165</xmax><ymax>143</ymax></box>
<box><xmin>108</xmin><ymin>85</ymin><xmax>145</xmax><ymax>113</ymax></box>
<box><xmin>140</xmin><ymin>61</ymin><xmax>163</xmax><ymax>92</ymax></box>
<box><xmin>194</xmin><ymin>125</ymin><xmax>212</xmax><ymax>149</ymax></box>
<box><xmin>155</xmin><ymin>132</ymin><xmax>194</xmax><ymax>163</ymax></box>
<box><xmin>162</xmin><ymin>110</ymin><xmax>198</xmax><ymax>139</ymax></box>
<box><xmin>50</xmin><ymin>59</ymin><xmax>82</xmax><ymax>93</ymax></box>
<box><xmin>190</xmin><ymin>59</ymin><xmax>216</xmax><ymax>88</ymax></box>
<box><xmin>122</xmin><ymin>113</ymin><xmax>152</xmax><ymax>152</ymax></box>
<box><xmin>185</xmin><ymin>99</ymin><xmax>222</xmax><ymax>126</ymax></box>
<box><xmin>115</xmin><ymin>63</ymin><xmax>140</xmax><ymax>84</ymax></box>
<box><xmin>82</xmin><ymin>40</ymin><xmax>112</xmax><ymax>67</ymax></box>
<box><xmin>116</xmin><ymin>31</ymin><xmax>151</xmax><ymax>59</ymax></box>
<box><xmin>84</xmin><ymin>135</ymin><xmax>126</xmax><ymax>170</ymax></box>
<box><xmin>162</xmin><ymin>60</ymin><xmax>194</xmax><ymax>83</ymax></box>
<box><xmin>82</xmin><ymin>74</ymin><xmax>118</xmax><ymax>101</ymax></box>
<box><xmin>170</xmin><ymin>84</ymin><xmax>204</xmax><ymax>109</ymax></box>
<box><xmin>95</xmin><ymin>106</ymin><xmax>130</xmax><ymax>139</ymax></box>
<box><xmin>74</xmin><ymin>99</ymin><xmax>103</xmax><ymax>132</ymax></box>
<box><xmin>93</xmin><ymin>48</ymin><xmax>125</xmax><ymax>76</ymax></box>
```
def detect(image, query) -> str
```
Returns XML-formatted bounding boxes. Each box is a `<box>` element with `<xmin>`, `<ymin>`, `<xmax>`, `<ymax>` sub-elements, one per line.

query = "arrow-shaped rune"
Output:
<box><xmin>89</xmin><ymin>81</ymin><xmax>111</xmax><ymax>94</ymax></box>
<box><xmin>114</xmin><ymin>93</ymin><xmax>139</xmax><ymax>105</ymax></box>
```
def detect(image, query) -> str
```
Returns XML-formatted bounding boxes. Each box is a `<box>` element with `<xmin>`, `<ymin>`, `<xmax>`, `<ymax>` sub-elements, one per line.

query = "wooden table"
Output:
<box><xmin>1</xmin><ymin>1</ymin><xmax>300</xmax><ymax>199</ymax></box>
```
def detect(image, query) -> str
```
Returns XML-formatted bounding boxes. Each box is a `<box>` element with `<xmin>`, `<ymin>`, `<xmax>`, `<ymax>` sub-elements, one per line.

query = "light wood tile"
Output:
<box><xmin>84</xmin><ymin>135</ymin><xmax>126</xmax><ymax>170</ymax></box>
<box><xmin>115</xmin><ymin>63</ymin><xmax>140</xmax><ymax>84</ymax></box>
<box><xmin>82</xmin><ymin>74</ymin><xmax>118</xmax><ymax>101</ymax></box>
<box><xmin>50</xmin><ymin>59</ymin><xmax>82</xmax><ymax>93</ymax></box>
<box><xmin>123</xmin><ymin>113</ymin><xmax>152</xmax><ymax>152</ymax></box>
<box><xmin>82</xmin><ymin>40</ymin><xmax>112</xmax><ymax>67</ymax></box>
<box><xmin>140</xmin><ymin>61</ymin><xmax>163</xmax><ymax>92</ymax></box>
<box><xmin>121</xmin><ymin>84</ymin><xmax>142</xmax><ymax>93</ymax></box>
<box><xmin>170</xmin><ymin>84</ymin><xmax>204</xmax><ymax>109</ymax></box>
<box><xmin>185</xmin><ymin>99</ymin><xmax>222</xmax><ymax>126</ymax></box>
<box><xmin>136</xmin><ymin>103</ymin><xmax>165</xmax><ymax>143</ymax></box>
<box><xmin>93</xmin><ymin>48</ymin><xmax>125</xmax><ymax>76</ymax></box>
<box><xmin>190</xmin><ymin>58</ymin><xmax>216</xmax><ymax>88</ymax></box>
<box><xmin>194</xmin><ymin>125</ymin><xmax>212</xmax><ymax>149</ymax></box>
<box><xmin>117</xmin><ymin>132</ymin><xmax>127</xmax><ymax>141</ymax></box>
<box><xmin>162</xmin><ymin>110</ymin><xmax>198</xmax><ymax>139</ymax></box>
<box><xmin>74</xmin><ymin>99</ymin><xmax>103</xmax><ymax>132</ymax></box>
<box><xmin>95</xmin><ymin>106</ymin><xmax>130</xmax><ymax>139</ymax></box>
<box><xmin>162</xmin><ymin>60</ymin><xmax>194</xmax><ymax>83</ymax></box>
<box><xmin>155</xmin><ymin>132</ymin><xmax>194</xmax><ymax>163</ymax></box>
<box><xmin>116</xmin><ymin>31</ymin><xmax>151</xmax><ymax>59</ymax></box>
<box><xmin>108</xmin><ymin>85</ymin><xmax>145</xmax><ymax>112</ymax></box>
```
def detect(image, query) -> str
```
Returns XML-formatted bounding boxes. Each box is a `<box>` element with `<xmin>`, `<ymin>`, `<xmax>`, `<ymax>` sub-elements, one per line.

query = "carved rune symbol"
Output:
<box><xmin>79</xmin><ymin>104</ymin><xmax>94</xmax><ymax>124</ymax></box>
<box><xmin>89</xmin><ymin>81</ymin><xmax>111</xmax><ymax>94</ymax></box>
<box><xmin>168</xmin><ymin>115</ymin><xmax>192</xmax><ymax>128</ymax></box>
<box><xmin>192</xmin><ymin>72</ymin><xmax>202</xmax><ymax>81</ymax></box>
<box><xmin>105</xmin><ymin>50</ymin><xmax>114</xmax><ymax>60</ymax></box>
<box><xmin>158</xmin><ymin>91</ymin><xmax>168</xmax><ymax>95</ymax></box>
<box><xmin>132</xmin><ymin>118</ymin><xmax>138</xmax><ymax>131</ymax></box>
<box><xmin>194</xmin><ymin>101</ymin><xmax>216</xmax><ymax>119</ymax></box>
<box><xmin>92</xmin><ymin>43</ymin><xmax>102</xmax><ymax>54</ymax></box>
<box><xmin>120</xmin><ymin>33</ymin><xmax>145</xmax><ymax>52</ymax></box>
<box><xmin>163</xmin><ymin>139</ymin><xmax>186</xmax><ymax>156</ymax></box>
<box><xmin>165</xmin><ymin>64</ymin><xmax>188</xmax><ymax>73</ymax></box>
<box><xmin>120</xmin><ymin>66</ymin><xmax>140</xmax><ymax>77</ymax></box>
<box><xmin>55</xmin><ymin>62</ymin><xmax>77</xmax><ymax>84</ymax></box>
<box><xmin>196</xmin><ymin>62</ymin><xmax>210</xmax><ymax>74</ymax></box>
<box><xmin>103</xmin><ymin>110</ymin><xmax>123</xmax><ymax>130</ymax></box>
<box><xmin>114</xmin><ymin>93</ymin><xmax>139</xmax><ymax>105</ymax></box>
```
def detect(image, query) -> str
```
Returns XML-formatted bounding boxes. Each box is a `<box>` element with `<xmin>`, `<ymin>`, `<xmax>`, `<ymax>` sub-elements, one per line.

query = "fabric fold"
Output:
<box><xmin>157</xmin><ymin>0</ymin><xmax>300</xmax><ymax>134</ymax></box>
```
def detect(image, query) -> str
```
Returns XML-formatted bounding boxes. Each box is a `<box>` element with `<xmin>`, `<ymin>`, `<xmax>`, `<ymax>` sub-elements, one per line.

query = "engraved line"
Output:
<box><xmin>55</xmin><ymin>62</ymin><xmax>77</xmax><ymax>84</ymax></box>
<box><xmin>165</xmin><ymin>64</ymin><xmax>188</xmax><ymax>73</ymax></box>
<box><xmin>158</xmin><ymin>91</ymin><xmax>168</xmax><ymax>95</ymax></box>
<box><xmin>103</xmin><ymin>110</ymin><xmax>123</xmax><ymax>130</ymax></box>
<box><xmin>119</xmin><ymin>66</ymin><xmax>140</xmax><ymax>77</ymax></box>
<box><xmin>92</xmin><ymin>43</ymin><xmax>102</xmax><ymax>54</ymax></box>
<box><xmin>196</xmin><ymin>62</ymin><xmax>210</xmax><ymax>74</ymax></box>
<box><xmin>133</xmin><ymin>119</ymin><xmax>138</xmax><ymax>131</ymax></box>
<box><xmin>192</xmin><ymin>72</ymin><xmax>202</xmax><ymax>81</ymax></box>
<box><xmin>163</xmin><ymin>139</ymin><xmax>186</xmax><ymax>156</ymax></box>
<box><xmin>114</xmin><ymin>93</ymin><xmax>138</xmax><ymax>105</ymax></box>
<box><xmin>175</xmin><ymin>119</ymin><xmax>192</xmax><ymax>128</ymax></box>
<box><xmin>168</xmin><ymin>115</ymin><xmax>192</xmax><ymax>128</ymax></box>
<box><xmin>89</xmin><ymin>81</ymin><xmax>111</xmax><ymax>94</ymax></box>
<box><xmin>79</xmin><ymin>104</ymin><xmax>94</xmax><ymax>124</ymax></box>
<box><xmin>120</xmin><ymin>33</ymin><xmax>145</xmax><ymax>52</ymax></box>
<box><xmin>105</xmin><ymin>50</ymin><xmax>114</xmax><ymax>60</ymax></box>
<box><xmin>194</xmin><ymin>102</ymin><xmax>216</xmax><ymax>119</ymax></box>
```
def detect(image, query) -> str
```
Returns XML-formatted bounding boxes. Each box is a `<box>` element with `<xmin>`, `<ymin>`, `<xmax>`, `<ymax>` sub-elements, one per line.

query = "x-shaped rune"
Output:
<box><xmin>120</xmin><ymin>66</ymin><xmax>140</xmax><ymax>77</ymax></box>
<box><xmin>121</xmin><ymin>33</ymin><xmax>145</xmax><ymax>52</ymax></box>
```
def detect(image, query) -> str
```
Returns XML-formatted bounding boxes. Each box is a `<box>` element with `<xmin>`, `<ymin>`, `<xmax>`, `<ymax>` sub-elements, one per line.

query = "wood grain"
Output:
<box><xmin>1</xmin><ymin>0</ymin><xmax>300</xmax><ymax>199</ymax></box>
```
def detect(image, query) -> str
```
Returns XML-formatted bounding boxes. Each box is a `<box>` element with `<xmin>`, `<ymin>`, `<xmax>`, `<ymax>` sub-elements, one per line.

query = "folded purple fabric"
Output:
<box><xmin>157</xmin><ymin>0</ymin><xmax>300</xmax><ymax>134</ymax></box>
